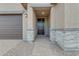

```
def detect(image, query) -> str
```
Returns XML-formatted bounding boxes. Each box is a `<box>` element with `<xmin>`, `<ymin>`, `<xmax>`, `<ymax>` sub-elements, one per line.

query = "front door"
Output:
<box><xmin>37</xmin><ymin>18</ymin><xmax>45</xmax><ymax>35</ymax></box>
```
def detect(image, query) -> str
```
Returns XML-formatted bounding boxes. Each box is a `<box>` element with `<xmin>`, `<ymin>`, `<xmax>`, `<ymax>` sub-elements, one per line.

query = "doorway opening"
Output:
<box><xmin>36</xmin><ymin>17</ymin><xmax>49</xmax><ymax>37</ymax></box>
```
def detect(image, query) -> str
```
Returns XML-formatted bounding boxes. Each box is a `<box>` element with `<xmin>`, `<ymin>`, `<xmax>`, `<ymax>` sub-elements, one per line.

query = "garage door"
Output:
<box><xmin>0</xmin><ymin>14</ymin><xmax>22</xmax><ymax>39</ymax></box>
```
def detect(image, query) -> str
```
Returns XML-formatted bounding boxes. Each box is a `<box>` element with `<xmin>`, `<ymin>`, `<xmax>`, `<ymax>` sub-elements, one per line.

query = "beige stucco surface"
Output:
<box><xmin>0</xmin><ymin>3</ymin><xmax>24</xmax><ymax>12</ymax></box>
<box><xmin>50</xmin><ymin>3</ymin><xmax>64</xmax><ymax>29</ymax></box>
<box><xmin>64</xmin><ymin>3</ymin><xmax>79</xmax><ymax>28</ymax></box>
<box><xmin>50</xmin><ymin>3</ymin><xmax>79</xmax><ymax>29</ymax></box>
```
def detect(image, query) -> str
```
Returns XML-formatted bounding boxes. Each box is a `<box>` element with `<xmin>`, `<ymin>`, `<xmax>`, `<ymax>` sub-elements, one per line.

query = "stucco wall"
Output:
<box><xmin>50</xmin><ymin>3</ymin><xmax>64</xmax><ymax>29</ymax></box>
<box><xmin>50</xmin><ymin>7</ymin><xmax>55</xmax><ymax>29</ymax></box>
<box><xmin>50</xmin><ymin>3</ymin><xmax>79</xmax><ymax>28</ymax></box>
<box><xmin>0</xmin><ymin>3</ymin><xmax>24</xmax><ymax>14</ymax></box>
<box><xmin>65</xmin><ymin>3</ymin><xmax>79</xmax><ymax>28</ymax></box>
<box><xmin>32</xmin><ymin>9</ymin><xmax>37</xmax><ymax>39</ymax></box>
<box><xmin>27</xmin><ymin>4</ymin><xmax>34</xmax><ymax>29</ymax></box>
<box><xmin>54</xmin><ymin>3</ymin><xmax>64</xmax><ymax>29</ymax></box>
<box><xmin>0</xmin><ymin>3</ymin><xmax>24</xmax><ymax>11</ymax></box>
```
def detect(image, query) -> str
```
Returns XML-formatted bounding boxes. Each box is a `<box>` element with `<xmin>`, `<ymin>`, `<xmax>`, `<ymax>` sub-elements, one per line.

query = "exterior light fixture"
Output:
<box><xmin>41</xmin><ymin>11</ymin><xmax>45</xmax><ymax>15</ymax></box>
<box><xmin>24</xmin><ymin>14</ymin><xmax>27</xmax><ymax>17</ymax></box>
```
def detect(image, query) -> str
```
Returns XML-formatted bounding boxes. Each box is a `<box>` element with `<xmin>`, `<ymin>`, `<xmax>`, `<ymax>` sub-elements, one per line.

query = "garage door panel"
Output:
<box><xmin>0</xmin><ymin>35</ymin><xmax>22</xmax><ymax>39</ymax></box>
<box><xmin>0</xmin><ymin>16</ymin><xmax>22</xmax><ymax>26</ymax></box>
<box><xmin>0</xmin><ymin>21</ymin><xmax>22</xmax><ymax>25</ymax></box>
<box><xmin>0</xmin><ymin>25</ymin><xmax>22</xmax><ymax>29</ymax></box>
<box><xmin>0</xmin><ymin>14</ymin><xmax>22</xmax><ymax>39</ymax></box>
<box><xmin>0</xmin><ymin>29</ymin><xmax>22</xmax><ymax>34</ymax></box>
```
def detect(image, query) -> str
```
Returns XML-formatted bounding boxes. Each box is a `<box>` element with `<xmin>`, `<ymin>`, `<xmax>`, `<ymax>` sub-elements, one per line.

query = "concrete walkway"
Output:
<box><xmin>0</xmin><ymin>37</ymin><xmax>78</xmax><ymax>56</ymax></box>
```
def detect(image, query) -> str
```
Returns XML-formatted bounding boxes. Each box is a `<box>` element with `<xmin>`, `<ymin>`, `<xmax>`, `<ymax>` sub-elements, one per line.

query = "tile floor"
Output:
<box><xmin>0</xmin><ymin>37</ymin><xmax>79</xmax><ymax>56</ymax></box>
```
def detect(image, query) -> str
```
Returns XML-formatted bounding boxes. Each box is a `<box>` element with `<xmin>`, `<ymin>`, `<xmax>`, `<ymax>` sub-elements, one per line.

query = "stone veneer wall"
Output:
<box><xmin>51</xmin><ymin>29</ymin><xmax>79</xmax><ymax>51</ymax></box>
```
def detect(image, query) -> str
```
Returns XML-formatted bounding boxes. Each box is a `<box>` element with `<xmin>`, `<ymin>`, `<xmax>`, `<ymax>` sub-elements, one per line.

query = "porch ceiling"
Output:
<box><xmin>34</xmin><ymin>7</ymin><xmax>50</xmax><ymax>17</ymax></box>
